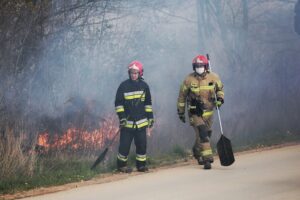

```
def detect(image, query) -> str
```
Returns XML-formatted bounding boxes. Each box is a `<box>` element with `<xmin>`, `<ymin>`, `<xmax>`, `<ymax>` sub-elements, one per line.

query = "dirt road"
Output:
<box><xmin>21</xmin><ymin>144</ymin><xmax>300</xmax><ymax>200</ymax></box>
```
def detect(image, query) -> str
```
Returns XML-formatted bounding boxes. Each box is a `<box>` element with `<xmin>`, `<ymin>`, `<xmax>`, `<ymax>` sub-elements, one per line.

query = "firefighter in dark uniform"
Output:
<box><xmin>177</xmin><ymin>55</ymin><xmax>224</xmax><ymax>170</ymax></box>
<box><xmin>115</xmin><ymin>60</ymin><xmax>154</xmax><ymax>173</ymax></box>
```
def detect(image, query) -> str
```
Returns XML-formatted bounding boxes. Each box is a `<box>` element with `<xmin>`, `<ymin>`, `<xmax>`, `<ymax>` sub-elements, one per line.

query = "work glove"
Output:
<box><xmin>119</xmin><ymin>118</ymin><xmax>127</xmax><ymax>128</ymax></box>
<box><xmin>215</xmin><ymin>98</ymin><xmax>224</xmax><ymax>108</ymax></box>
<box><xmin>148</xmin><ymin>119</ymin><xmax>154</xmax><ymax>128</ymax></box>
<box><xmin>178</xmin><ymin>113</ymin><xmax>186</xmax><ymax>123</ymax></box>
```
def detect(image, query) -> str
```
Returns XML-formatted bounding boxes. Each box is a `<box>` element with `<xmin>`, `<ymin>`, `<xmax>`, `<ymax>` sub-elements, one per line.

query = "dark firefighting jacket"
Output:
<box><xmin>115</xmin><ymin>79</ymin><xmax>154</xmax><ymax>129</ymax></box>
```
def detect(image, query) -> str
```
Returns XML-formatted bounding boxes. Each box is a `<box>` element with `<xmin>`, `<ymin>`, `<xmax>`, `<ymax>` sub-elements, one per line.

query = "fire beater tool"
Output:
<box><xmin>207</xmin><ymin>54</ymin><xmax>235</xmax><ymax>166</ymax></box>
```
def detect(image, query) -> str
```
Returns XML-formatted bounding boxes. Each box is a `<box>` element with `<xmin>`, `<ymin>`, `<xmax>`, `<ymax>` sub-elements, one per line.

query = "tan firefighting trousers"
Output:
<box><xmin>190</xmin><ymin>114</ymin><xmax>214</xmax><ymax>160</ymax></box>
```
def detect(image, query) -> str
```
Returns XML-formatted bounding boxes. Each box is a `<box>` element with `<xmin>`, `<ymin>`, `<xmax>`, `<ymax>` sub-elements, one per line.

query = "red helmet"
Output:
<box><xmin>128</xmin><ymin>60</ymin><xmax>143</xmax><ymax>76</ymax></box>
<box><xmin>192</xmin><ymin>55</ymin><xmax>209</xmax><ymax>70</ymax></box>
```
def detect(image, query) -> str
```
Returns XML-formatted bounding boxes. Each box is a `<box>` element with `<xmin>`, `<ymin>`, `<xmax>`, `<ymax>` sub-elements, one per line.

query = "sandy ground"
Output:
<box><xmin>2</xmin><ymin>143</ymin><xmax>299</xmax><ymax>200</ymax></box>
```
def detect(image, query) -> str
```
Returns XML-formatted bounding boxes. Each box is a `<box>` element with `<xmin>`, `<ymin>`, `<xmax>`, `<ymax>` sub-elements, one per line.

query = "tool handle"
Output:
<box><xmin>206</xmin><ymin>54</ymin><xmax>224</xmax><ymax>135</ymax></box>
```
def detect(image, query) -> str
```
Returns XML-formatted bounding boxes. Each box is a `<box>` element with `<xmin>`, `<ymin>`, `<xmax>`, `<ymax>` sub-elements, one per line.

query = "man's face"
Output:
<box><xmin>129</xmin><ymin>69</ymin><xmax>139</xmax><ymax>81</ymax></box>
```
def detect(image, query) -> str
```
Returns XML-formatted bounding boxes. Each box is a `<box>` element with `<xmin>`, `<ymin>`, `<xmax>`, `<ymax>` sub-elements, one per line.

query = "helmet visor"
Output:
<box><xmin>193</xmin><ymin>63</ymin><xmax>206</xmax><ymax>68</ymax></box>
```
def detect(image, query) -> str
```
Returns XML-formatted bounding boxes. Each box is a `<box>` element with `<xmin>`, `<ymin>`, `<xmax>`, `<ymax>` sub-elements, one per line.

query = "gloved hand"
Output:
<box><xmin>148</xmin><ymin>119</ymin><xmax>154</xmax><ymax>128</ymax></box>
<box><xmin>215</xmin><ymin>98</ymin><xmax>224</xmax><ymax>108</ymax></box>
<box><xmin>119</xmin><ymin>118</ymin><xmax>127</xmax><ymax>128</ymax></box>
<box><xmin>178</xmin><ymin>113</ymin><xmax>186</xmax><ymax>123</ymax></box>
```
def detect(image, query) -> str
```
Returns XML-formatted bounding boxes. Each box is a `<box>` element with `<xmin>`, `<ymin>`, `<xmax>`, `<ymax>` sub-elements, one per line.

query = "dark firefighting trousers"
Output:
<box><xmin>117</xmin><ymin>128</ymin><xmax>147</xmax><ymax>169</ymax></box>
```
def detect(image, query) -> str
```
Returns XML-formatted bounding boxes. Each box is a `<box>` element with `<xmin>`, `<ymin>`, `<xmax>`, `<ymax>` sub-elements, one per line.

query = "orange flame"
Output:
<box><xmin>36</xmin><ymin>114</ymin><xmax>118</xmax><ymax>153</ymax></box>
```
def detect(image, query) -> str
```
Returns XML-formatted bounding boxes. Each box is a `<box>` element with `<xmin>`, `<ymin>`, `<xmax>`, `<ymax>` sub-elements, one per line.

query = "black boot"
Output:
<box><xmin>197</xmin><ymin>157</ymin><xmax>204</xmax><ymax>165</ymax></box>
<box><xmin>117</xmin><ymin>159</ymin><xmax>132</xmax><ymax>173</ymax></box>
<box><xmin>137</xmin><ymin>166</ymin><xmax>149</xmax><ymax>172</ymax></box>
<box><xmin>136</xmin><ymin>160</ymin><xmax>148</xmax><ymax>172</ymax></box>
<box><xmin>117</xmin><ymin>166</ymin><xmax>133</xmax><ymax>173</ymax></box>
<box><xmin>203</xmin><ymin>161</ymin><xmax>211</xmax><ymax>170</ymax></box>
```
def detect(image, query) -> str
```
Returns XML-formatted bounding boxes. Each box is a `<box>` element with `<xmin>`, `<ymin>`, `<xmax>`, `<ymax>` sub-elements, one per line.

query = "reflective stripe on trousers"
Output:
<box><xmin>136</xmin><ymin>154</ymin><xmax>147</xmax><ymax>161</ymax></box>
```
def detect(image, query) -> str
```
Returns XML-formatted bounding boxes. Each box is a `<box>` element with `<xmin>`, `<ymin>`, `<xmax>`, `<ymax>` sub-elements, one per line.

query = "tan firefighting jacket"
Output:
<box><xmin>177</xmin><ymin>72</ymin><xmax>224</xmax><ymax>119</ymax></box>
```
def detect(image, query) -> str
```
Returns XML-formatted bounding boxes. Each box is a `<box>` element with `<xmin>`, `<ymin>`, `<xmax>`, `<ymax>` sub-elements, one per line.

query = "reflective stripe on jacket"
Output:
<box><xmin>177</xmin><ymin>72</ymin><xmax>224</xmax><ymax>116</ymax></box>
<box><xmin>115</xmin><ymin>79</ymin><xmax>154</xmax><ymax>129</ymax></box>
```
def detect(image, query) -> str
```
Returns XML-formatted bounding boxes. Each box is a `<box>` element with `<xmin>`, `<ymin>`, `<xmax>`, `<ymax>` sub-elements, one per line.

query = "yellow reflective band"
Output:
<box><xmin>217</xmin><ymin>91</ymin><xmax>224</xmax><ymax>96</ymax></box>
<box><xmin>135</xmin><ymin>118</ymin><xmax>149</xmax><ymax>128</ymax></box>
<box><xmin>137</xmin><ymin>121</ymin><xmax>148</xmax><ymax>128</ymax></box>
<box><xmin>124</xmin><ymin>91</ymin><xmax>145</xmax><ymax>100</ymax></box>
<box><xmin>124</xmin><ymin>119</ymin><xmax>149</xmax><ymax>129</ymax></box>
<box><xmin>125</xmin><ymin>94</ymin><xmax>143</xmax><ymax>100</ymax></box>
<box><xmin>145</xmin><ymin>105</ymin><xmax>153</xmax><ymax>112</ymax></box>
<box><xmin>202</xmin><ymin>110</ymin><xmax>214</xmax><ymax>117</ymax></box>
<box><xmin>191</xmin><ymin>87</ymin><xmax>200</xmax><ymax>92</ymax></box>
<box><xmin>199</xmin><ymin>85</ymin><xmax>214</xmax><ymax>90</ymax></box>
<box><xmin>216</xmin><ymin>80</ymin><xmax>223</xmax><ymax>88</ymax></box>
<box><xmin>117</xmin><ymin>153</ymin><xmax>128</xmax><ymax>162</ymax></box>
<box><xmin>142</xmin><ymin>93</ymin><xmax>145</xmax><ymax>101</ymax></box>
<box><xmin>191</xmin><ymin>85</ymin><xmax>215</xmax><ymax>93</ymax></box>
<box><xmin>136</xmin><ymin>157</ymin><xmax>146</xmax><ymax>161</ymax></box>
<box><xmin>181</xmin><ymin>84</ymin><xmax>187</xmax><ymax>92</ymax></box>
<box><xmin>115</xmin><ymin>106</ymin><xmax>125</xmax><ymax>113</ymax></box>
<box><xmin>178</xmin><ymin>102</ymin><xmax>185</xmax><ymax>107</ymax></box>
<box><xmin>125</xmin><ymin>121</ymin><xmax>134</xmax><ymax>128</ymax></box>
<box><xmin>136</xmin><ymin>154</ymin><xmax>147</xmax><ymax>162</ymax></box>
<box><xmin>201</xmin><ymin>149</ymin><xmax>213</xmax><ymax>157</ymax></box>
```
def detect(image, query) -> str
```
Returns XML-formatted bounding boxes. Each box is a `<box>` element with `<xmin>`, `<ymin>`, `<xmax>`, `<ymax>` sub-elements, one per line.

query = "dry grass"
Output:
<box><xmin>0</xmin><ymin>128</ymin><xmax>36</xmax><ymax>180</ymax></box>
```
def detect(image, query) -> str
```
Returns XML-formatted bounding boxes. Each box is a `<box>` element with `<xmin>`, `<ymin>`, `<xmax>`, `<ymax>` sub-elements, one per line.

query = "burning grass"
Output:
<box><xmin>36</xmin><ymin>113</ymin><xmax>119</xmax><ymax>155</ymax></box>
<box><xmin>0</xmin><ymin>114</ymin><xmax>120</xmax><ymax>194</ymax></box>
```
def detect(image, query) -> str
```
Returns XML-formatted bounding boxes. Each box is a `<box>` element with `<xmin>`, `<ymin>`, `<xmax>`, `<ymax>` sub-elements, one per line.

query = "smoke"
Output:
<box><xmin>1</xmin><ymin>0</ymin><xmax>300</xmax><ymax>153</ymax></box>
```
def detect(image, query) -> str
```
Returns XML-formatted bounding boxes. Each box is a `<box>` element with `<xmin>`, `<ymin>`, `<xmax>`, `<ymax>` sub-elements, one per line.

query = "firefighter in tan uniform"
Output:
<box><xmin>177</xmin><ymin>55</ymin><xmax>224</xmax><ymax>169</ymax></box>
